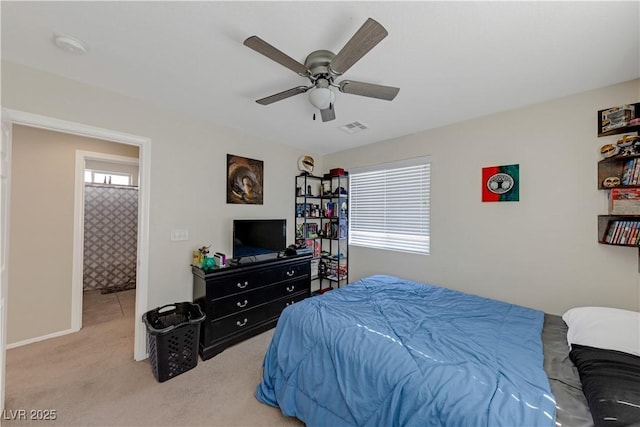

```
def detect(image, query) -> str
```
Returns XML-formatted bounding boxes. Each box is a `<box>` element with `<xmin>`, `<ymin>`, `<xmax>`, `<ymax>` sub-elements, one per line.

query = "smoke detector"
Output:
<box><xmin>53</xmin><ymin>34</ymin><xmax>88</xmax><ymax>55</ymax></box>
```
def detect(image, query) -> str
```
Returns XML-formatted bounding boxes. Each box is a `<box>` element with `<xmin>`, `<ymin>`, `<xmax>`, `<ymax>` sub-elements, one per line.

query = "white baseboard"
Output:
<box><xmin>5</xmin><ymin>327</ymin><xmax>78</xmax><ymax>349</ymax></box>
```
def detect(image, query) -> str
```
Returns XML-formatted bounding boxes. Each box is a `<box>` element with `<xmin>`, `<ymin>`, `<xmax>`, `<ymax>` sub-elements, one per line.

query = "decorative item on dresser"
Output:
<box><xmin>192</xmin><ymin>254</ymin><xmax>312</xmax><ymax>360</ymax></box>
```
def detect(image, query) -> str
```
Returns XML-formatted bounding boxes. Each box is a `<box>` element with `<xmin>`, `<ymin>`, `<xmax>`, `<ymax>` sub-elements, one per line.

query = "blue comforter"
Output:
<box><xmin>256</xmin><ymin>275</ymin><xmax>556</xmax><ymax>427</ymax></box>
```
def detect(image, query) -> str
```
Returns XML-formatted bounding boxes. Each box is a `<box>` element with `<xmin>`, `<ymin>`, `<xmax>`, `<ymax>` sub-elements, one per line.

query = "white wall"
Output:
<box><xmin>7</xmin><ymin>125</ymin><xmax>139</xmax><ymax>344</ymax></box>
<box><xmin>3</xmin><ymin>58</ymin><xmax>638</xmax><ymax>328</ymax></box>
<box><xmin>325</xmin><ymin>79</ymin><xmax>640</xmax><ymax>315</ymax></box>
<box><xmin>1</xmin><ymin>60</ymin><xmax>322</xmax><ymax>332</ymax></box>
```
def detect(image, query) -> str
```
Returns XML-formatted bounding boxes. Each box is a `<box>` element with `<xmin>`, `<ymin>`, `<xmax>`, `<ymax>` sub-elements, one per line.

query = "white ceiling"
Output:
<box><xmin>2</xmin><ymin>1</ymin><xmax>639</xmax><ymax>155</ymax></box>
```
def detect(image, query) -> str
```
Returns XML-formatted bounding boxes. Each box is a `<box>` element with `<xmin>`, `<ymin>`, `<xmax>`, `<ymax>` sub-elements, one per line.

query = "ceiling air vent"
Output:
<box><xmin>338</xmin><ymin>121</ymin><xmax>369</xmax><ymax>134</ymax></box>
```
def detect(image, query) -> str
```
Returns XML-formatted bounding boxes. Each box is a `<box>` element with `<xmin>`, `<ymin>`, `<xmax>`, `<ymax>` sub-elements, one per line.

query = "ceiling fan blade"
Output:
<box><xmin>256</xmin><ymin>86</ymin><xmax>309</xmax><ymax>105</ymax></box>
<box><xmin>329</xmin><ymin>18</ymin><xmax>388</xmax><ymax>75</ymax></box>
<box><xmin>320</xmin><ymin>105</ymin><xmax>336</xmax><ymax>122</ymax></box>
<box><xmin>244</xmin><ymin>36</ymin><xmax>309</xmax><ymax>76</ymax></box>
<box><xmin>339</xmin><ymin>80</ymin><xmax>399</xmax><ymax>101</ymax></box>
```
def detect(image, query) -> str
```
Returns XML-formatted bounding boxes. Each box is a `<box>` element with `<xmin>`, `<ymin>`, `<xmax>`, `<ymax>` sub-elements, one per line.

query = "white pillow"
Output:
<box><xmin>562</xmin><ymin>306</ymin><xmax>640</xmax><ymax>357</ymax></box>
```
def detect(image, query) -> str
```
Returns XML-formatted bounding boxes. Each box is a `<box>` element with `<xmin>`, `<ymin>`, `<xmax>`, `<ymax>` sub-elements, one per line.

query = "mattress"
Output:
<box><xmin>542</xmin><ymin>314</ymin><xmax>593</xmax><ymax>427</ymax></box>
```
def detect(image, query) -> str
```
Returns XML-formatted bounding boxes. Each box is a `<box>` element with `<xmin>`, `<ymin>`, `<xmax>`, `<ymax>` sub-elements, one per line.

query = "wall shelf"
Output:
<box><xmin>597</xmin><ymin>102</ymin><xmax>640</xmax><ymax>137</ymax></box>
<box><xmin>596</xmin><ymin>102</ymin><xmax>640</xmax><ymax>271</ymax></box>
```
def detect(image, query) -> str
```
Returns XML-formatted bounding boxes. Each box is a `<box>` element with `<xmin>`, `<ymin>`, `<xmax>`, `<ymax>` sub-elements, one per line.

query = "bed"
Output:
<box><xmin>255</xmin><ymin>275</ymin><xmax>640</xmax><ymax>427</ymax></box>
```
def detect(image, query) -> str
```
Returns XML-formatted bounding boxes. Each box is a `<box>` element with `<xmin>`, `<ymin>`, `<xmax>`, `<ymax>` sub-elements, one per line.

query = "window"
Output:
<box><xmin>349</xmin><ymin>157</ymin><xmax>431</xmax><ymax>254</ymax></box>
<box><xmin>84</xmin><ymin>169</ymin><xmax>131</xmax><ymax>186</ymax></box>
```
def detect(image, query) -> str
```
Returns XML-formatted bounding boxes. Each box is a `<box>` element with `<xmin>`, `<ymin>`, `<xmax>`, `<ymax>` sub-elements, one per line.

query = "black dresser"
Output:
<box><xmin>192</xmin><ymin>254</ymin><xmax>311</xmax><ymax>360</ymax></box>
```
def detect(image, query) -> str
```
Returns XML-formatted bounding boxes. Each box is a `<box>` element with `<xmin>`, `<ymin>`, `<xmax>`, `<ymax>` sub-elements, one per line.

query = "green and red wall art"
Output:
<box><xmin>482</xmin><ymin>164</ymin><xmax>519</xmax><ymax>202</ymax></box>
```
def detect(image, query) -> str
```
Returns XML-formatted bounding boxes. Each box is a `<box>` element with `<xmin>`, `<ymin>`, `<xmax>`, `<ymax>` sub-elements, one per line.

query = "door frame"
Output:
<box><xmin>0</xmin><ymin>109</ymin><xmax>151</xmax><ymax>372</ymax></box>
<box><xmin>73</xmin><ymin>151</ymin><xmax>140</xmax><ymax>332</ymax></box>
<box><xmin>0</xmin><ymin>120</ymin><xmax>13</xmax><ymax>413</ymax></box>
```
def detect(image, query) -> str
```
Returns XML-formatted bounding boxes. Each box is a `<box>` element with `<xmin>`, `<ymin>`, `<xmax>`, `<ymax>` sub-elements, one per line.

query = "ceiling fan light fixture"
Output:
<box><xmin>308</xmin><ymin>87</ymin><xmax>335</xmax><ymax>110</ymax></box>
<box><xmin>245</xmin><ymin>18</ymin><xmax>398</xmax><ymax>121</ymax></box>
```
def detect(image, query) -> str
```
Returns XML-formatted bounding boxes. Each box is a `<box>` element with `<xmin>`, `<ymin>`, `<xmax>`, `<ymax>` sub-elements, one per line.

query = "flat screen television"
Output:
<box><xmin>232</xmin><ymin>219</ymin><xmax>287</xmax><ymax>262</ymax></box>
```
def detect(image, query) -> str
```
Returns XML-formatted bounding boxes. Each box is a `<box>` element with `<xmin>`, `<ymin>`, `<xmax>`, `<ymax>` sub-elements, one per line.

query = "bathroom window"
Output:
<box><xmin>84</xmin><ymin>169</ymin><xmax>131</xmax><ymax>186</ymax></box>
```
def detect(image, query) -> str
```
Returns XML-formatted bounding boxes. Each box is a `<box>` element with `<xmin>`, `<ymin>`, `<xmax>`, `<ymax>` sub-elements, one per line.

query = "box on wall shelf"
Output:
<box><xmin>324</xmin><ymin>168</ymin><xmax>349</xmax><ymax>179</ymax></box>
<box><xmin>610</xmin><ymin>188</ymin><xmax>640</xmax><ymax>215</ymax></box>
<box><xmin>601</xmin><ymin>104</ymin><xmax>635</xmax><ymax>132</ymax></box>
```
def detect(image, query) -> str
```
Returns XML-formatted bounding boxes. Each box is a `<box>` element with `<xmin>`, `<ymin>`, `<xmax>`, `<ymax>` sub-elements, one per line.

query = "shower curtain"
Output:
<box><xmin>83</xmin><ymin>184</ymin><xmax>138</xmax><ymax>293</ymax></box>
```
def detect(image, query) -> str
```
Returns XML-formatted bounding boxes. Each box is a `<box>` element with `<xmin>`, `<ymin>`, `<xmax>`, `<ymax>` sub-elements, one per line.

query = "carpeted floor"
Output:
<box><xmin>4</xmin><ymin>290</ymin><xmax>303</xmax><ymax>426</ymax></box>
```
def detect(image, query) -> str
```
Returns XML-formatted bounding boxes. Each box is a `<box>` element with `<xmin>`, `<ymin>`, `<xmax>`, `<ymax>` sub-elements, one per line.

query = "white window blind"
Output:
<box><xmin>349</xmin><ymin>159</ymin><xmax>430</xmax><ymax>254</ymax></box>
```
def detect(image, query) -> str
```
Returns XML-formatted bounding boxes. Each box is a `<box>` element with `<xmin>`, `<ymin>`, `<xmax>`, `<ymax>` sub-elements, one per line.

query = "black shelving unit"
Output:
<box><xmin>295</xmin><ymin>173</ymin><xmax>349</xmax><ymax>293</ymax></box>
<box><xmin>319</xmin><ymin>174</ymin><xmax>349</xmax><ymax>289</ymax></box>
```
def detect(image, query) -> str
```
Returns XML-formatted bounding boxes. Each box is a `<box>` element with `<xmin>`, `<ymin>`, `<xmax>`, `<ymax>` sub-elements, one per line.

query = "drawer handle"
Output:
<box><xmin>236</xmin><ymin>318</ymin><xmax>248</xmax><ymax>327</ymax></box>
<box><xmin>237</xmin><ymin>300</ymin><xmax>248</xmax><ymax>308</ymax></box>
<box><xmin>286</xmin><ymin>285</ymin><xmax>295</xmax><ymax>292</ymax></box>
<box><xmin>237</xmin><ymin>281</ymin><xmax>248</xmax><ymax>289</ymax></box>
<box><xmin>286</xmin><ymin>270</ymin><xmax>295</xmax><ymax>277</ymax></box>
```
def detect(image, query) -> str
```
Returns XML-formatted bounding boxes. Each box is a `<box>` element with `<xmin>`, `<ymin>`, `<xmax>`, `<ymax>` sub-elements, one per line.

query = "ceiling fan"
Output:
<box><xmin>244</xmin><ymin>18</ymin><xmax>400</xmax><ymax>122</ymax></box>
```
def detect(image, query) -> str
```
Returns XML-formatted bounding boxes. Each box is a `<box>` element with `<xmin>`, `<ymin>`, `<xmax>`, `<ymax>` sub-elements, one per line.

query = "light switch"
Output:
<box><xmin>170</xmin><ymin>229</ymin><xmax>189</xmax><ymax>241</ymax></box>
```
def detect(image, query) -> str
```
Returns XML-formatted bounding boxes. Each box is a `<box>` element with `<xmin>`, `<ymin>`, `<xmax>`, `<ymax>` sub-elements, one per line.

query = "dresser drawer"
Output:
<box><xmin>208</xmin><ymin>286</ymin><xmax>272</xmax><ymax>319</ymax></box>
<box><xmin>206</xmin><ymin>271</ymin><xmax>262</xmax><ymax>298</ymax></box>
<box><xmin>208</xmin><ymin>305</ymin><xmax>268</xmax><ymax>342</ymax></box>
<box><xmin>266</xmin><ymin>292</ymin><xmax>309</xmax><ymax>319</ymax></box>
<box><xmin>274</xmin><ymin>261</ymin><xmax>309</xmax><ymax>283</ymax></box>
<box><xmin>206</xmin><ymin>261</ymin><xmax>310</xmax><ymax>299</ymax></box>
<box><xmin>267</xmin><ymin>279</ymin><xmax>307</xmax><ymax>301</ymax></box>
<box><xmin>208</xmin><ymin>279</ymin><xmax>309</xmax><ymax>319</ymax></box>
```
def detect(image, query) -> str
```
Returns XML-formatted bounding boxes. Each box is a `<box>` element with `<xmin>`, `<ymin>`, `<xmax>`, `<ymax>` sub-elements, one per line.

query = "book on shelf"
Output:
<box><xmin>605</xmin><ymin>220</ymin><xmax>619</xmax><ymax>243</ymax></box>
<box><xmin>296</xmin><ymin>203</ymin><xmax>323</xmax><ymax>217</ymax></box>
<box><xmin>627</xmin><ymin>221</ymin><xmax>638</xmax><ymax>245</ymax></box>
<box><xmin>610</xmin><ymin>188</ymin><xmax>640</xmax><ymax>214</ymax></box>
<box><xmin>612</xmin><ymin>221</ymin><xmax>624</xmax><ymax>243</ymax></box>
<box><xmin>632</xmin><ymin>160</ymin><xmax>640</xmax><ymax>185</ymax></box>
<box><xmin>607</xmin><ymin>220</ymin><xmax>640</xmax><ymax>245</ymax></box>
<box><xmin>621</xmin><ymin>221</ymin><xmax>632</xmax><ymax>244</ymax></box>
<box><xmin>326</xmin><ymin>264</ymin><xmax>348</xmax><ymax>281</ymax></box>
<box><xmin>628</xmin><ymin>222</ymin><xmax>637</xmax><ymax>244</ymax></box>
<box><xmin>614</xmin><ymin>221</ymin><xmax>624</xmax><ymax>243</ymax></box>
<box><xmin>621</xmin><ymin>159</ymin><xmax>636</xmax><ymax>185</ymax></box>
<box><xmin>307</xmin><ymin>223</ymin><xmax>318</xmax><ymax>238</ymax></box>
<box><xmin>304</xmin><ymin>239</ymin><xmax>322</xmax><ymax>258</ymax></box>
<box><xmin>297</xmin><ymin>222</ymin><xmax>319</xmax><ymax>239</ymax></box>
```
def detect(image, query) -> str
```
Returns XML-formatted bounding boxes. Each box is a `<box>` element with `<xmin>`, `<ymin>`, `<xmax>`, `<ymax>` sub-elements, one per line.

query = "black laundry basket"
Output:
<box><xmin>142</xmin><ymin>302</ymin><xmax>205</xmax><ymax>382</ymax></box>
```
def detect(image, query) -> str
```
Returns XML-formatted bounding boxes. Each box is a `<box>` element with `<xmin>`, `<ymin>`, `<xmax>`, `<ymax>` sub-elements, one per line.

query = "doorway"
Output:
<box><xmin>0</xmin><ymin>109</ymin><xmax>151</xmax><ymax>411</ymax></box>
<box><xmin>77</xmin><ymin>153</ymin><xmax>139</xmax><ymax>329</ymax></box>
